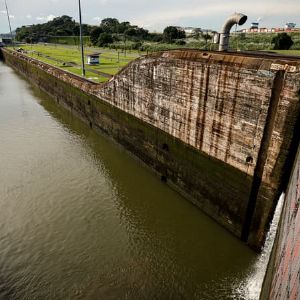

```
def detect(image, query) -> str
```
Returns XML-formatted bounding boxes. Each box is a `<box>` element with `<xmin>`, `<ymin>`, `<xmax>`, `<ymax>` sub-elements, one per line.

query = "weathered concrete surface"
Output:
<box><xmin>1</xmin><ymin>49</ymin><xmax>300</xmax><ymax>250</ymax></box>
<box><xmin>260</xmin><ymin>144</ymin><xmax>300</xmax><ymax>299</ymax></box>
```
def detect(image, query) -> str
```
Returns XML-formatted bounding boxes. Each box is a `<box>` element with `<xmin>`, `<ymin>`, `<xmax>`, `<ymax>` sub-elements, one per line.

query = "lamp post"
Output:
<box><xmin>78</xmin><ymin>0</ymin><xmax>85</xmax><ymax>77</ymax></box>
<box><xmin>4</xmin><ymin>0</ymin><xmax>14</xmax><ymax>48</ymax></box>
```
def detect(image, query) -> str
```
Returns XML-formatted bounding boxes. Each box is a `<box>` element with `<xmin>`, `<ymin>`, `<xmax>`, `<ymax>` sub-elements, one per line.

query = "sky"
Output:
<box><xmin>0</xmin><ymin>0</ymin><xmax>300</xmax><ymax>33</ymax></box>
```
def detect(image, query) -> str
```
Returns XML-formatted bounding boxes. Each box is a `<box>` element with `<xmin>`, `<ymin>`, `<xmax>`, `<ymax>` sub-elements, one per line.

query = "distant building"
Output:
<box><xmin>0</xmin><ymin>32</ymin><xmax>15</xmax><ymax>39</ymax></box>
<box><xmin>240</xmin><ymin>23</ymin><xmax>300</xmax><ymax>33</ymax></box>
<box><xmin>202</xmin><ymin>29</ymin><xmax>216</xmax><ymax>35</ymax></box>
<box><xmin>0</xmin><ymin>37</ymin><xmax>12</xmax><ymax>45</ymax></box>
<box><xmin>177</xmin><ymin>27</ymin><xmax>201</xmax><ymax>36</ymax></box>
<box><xmin>250</xmin><ymin>22</ymin><xmax>259</xmax><ymax>29</ymax></box>
<box><xmin>87</xmin><ymin>53</ymin><xmax>101</xmax><ymax>65</ymax></box>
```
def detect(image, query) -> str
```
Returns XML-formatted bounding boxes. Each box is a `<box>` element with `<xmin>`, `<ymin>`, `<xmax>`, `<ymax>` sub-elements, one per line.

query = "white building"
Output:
<box><xmin>87</xmin><ymin>53</ymin><xmax>101</xmax><ymax>65</ymax></box>
<box><xmin>177</xmin><ymin>27</ymin><xmax>201</xmax><ymax>36</ymax></box>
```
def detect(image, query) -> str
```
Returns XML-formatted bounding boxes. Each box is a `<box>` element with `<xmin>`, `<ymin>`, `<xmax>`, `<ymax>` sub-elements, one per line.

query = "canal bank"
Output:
<box><xmin>0</xmin><ymin>59</ymin><xmax>262</xmax><ymax>299</ymax></box>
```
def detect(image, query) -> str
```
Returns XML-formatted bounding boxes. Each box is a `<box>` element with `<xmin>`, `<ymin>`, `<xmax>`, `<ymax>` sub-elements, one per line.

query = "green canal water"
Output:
<box><xmin>0</xmin><ymin>61</ymin><xmax>273</xmax><ymax>299</ymax></box>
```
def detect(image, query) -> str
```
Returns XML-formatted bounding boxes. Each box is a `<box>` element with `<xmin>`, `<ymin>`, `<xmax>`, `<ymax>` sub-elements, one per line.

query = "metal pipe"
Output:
<box><xmin>78</xmin><ymin>0</ymin><xmax>86</xmax><ymax>77</ymax></box>
<box><xmin>4</xmin><ymin>0</ymin><xmax>14</xmax><ymax>48</ymax></box>
<box><xmin>219</xmin><ymin>13</ymin><xmax>247</xmax><ymax>51</ymax></box>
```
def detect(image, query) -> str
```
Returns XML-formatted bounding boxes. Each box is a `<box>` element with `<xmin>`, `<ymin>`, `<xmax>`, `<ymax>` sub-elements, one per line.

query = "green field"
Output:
<box><xmin>272</xmin><ymin>50</ymin><xmax>300</xmax><ymax>56</ymax></box>
<box><xmin>20</xmin><ymin>44</ymin><xmax>142</xmax><ymax>83</ymax></box>
<box><xmin>47</xmin><ymin>36</ymin><xmax>91</xmax><ymax>46</ymax></box>
<box><xmin>229</xmin><ymin>32</ymin><xmax>300</xmax><ymax>51</ymax></box>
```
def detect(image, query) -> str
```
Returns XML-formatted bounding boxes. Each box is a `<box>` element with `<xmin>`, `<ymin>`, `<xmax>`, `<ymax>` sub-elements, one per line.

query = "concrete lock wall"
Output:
<box><xmin>1</xmin><ymin>49</ymin><xmax>300</xmax><ymax>250</ymax></box>
<box><xmin>260</xmin><ymin>144</ymin><xmax>300</xmax><ymax>299</ymax></box>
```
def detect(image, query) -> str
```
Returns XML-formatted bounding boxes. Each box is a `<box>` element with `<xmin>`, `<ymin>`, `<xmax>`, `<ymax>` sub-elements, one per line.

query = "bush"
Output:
<box><xmin>272</xmin><ymin>33</ymin><xmax>294</xmax><ymax>50</ymax></box>
<box><xmin>131</xmin><ymin>41</ymin><xmax>143</xmax><ymax>50</ymax></box>
<box><xmin>90</xmin><ymin>27</ymin><xmax>103</xmax><ymax>45</ymax></box>
<box><xmin>149</xmin><ymin>33</ymin><xmax>164</xmax><ymax>42</ymax></box>
<box><xmin>202</xmin><ymin>33</ymin><xmax>211</xmax><ymax>41</ymax></box>
<box><xmin>163</xmin><ymin>26</ymin><xmax>186</xmax><ymax>43</ymax></box>
<box><xmin>175</xmin><ymin>40</ymin><xmax>186</xmax><ymax>45</ymax></box>
<box><xmin>291</xmin><ymin>40</ymin><xmax>300</xmax><ymax>50</ymax></box>
<box><xmin>97</xmin><ymin>33</ymin><xmax>114</xmax><ymax>47</ymax></box>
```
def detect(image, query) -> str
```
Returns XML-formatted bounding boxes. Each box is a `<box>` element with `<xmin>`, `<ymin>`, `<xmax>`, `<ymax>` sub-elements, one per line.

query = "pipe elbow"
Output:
<box><xmin>221</xmin><ymin>13</ymin><xmax>248</xmax><ymax>34</ymax></box>
<box><xmin>219</xmin><ymin>13</ymin><xmax>247</xmax><ymax>51</ymax></box>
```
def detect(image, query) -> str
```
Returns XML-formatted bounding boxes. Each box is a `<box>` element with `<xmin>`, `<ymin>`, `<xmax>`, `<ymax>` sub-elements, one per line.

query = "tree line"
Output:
<box><xmin>15</xmin><ymin>15</ymin><xmax>295</xmax><ymax>51</ymax></box>
<box><xmin>15</xmin><ymin>15</ymin><xmax>187</xmax><ymax>46</ymax></box>
<box><xmin>16</xmin><ymin>15</ymin><xmax>93</xmax><ymax>43</ymax></box>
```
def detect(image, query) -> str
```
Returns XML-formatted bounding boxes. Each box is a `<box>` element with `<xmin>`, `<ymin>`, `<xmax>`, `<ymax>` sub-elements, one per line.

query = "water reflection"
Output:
<box><xmin>37</xmin><ymin>87</ymin><xmax>257</xmax><ymax>299</ymax></box>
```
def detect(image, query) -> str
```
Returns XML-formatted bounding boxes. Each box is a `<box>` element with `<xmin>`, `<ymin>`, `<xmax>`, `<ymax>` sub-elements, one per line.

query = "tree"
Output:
<box><xmin>148</xmin><ymin>33</ymin><xmax>164</xmax><ymax>42</ymax></box>
<box><xmin>193</xmin><ymin>28</ymin><xmax>202</xmax><ymax>39</ymax></box>
<box><xmin>97</xmin><ymin>32</ymin><xmax>114</xmax><ymax>46</ymax></box>
<box><xmin>90</xmin><ymin>27</ymin><xmax>103</xmax><ymax>45</ymax></box>
<box><xmin>117</xmin><ymin>21</ymin><xmax>131</xmax><ymax>34</ymax></box>
<box><xmin>272</xmin><ymin>33</ymin><xmax>294</xmax><ymax>50</ymax></box>
<box><xmin>163</xmin><ymin>26</ymin><xmax>186</xmax><ymax>43</ymax></box>
<box><xmin>100</xmin><ymin>18</ymin><xmax>119</xmax><ymax>33</ymax></box>
<box><xmin>124</xmin><ymin>27</ymin><xmax>137</xmax><ymax>36</ymax></box>
<box><xmin>176</xmin><ymin>40</ymin><xmax>186</xmax><ymax>45</ymax></box>
<box><xmin>15</xmin><ymin>15</ymin><xmax>93</xmax><ymax>42</ymax></box>
<box><xmin>202</xmin><ymin>33</ymin><xmax>211</xmax><ymax>42</ymax></box>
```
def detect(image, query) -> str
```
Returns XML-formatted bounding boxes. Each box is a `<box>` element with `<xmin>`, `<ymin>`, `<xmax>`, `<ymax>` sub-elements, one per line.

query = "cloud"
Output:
<box><xmin>0</xmin><ymin>10</ymin><xmax>15</xmax><ymax>19</ymax></box>
<box><xmin>1</xmin><ymin>0</ymin><xmax>300</xmax><ymax>32</ymax></box>
<box><xmin>36</xmin><ymin>14</ymin><xmax>56</xmax><ymax>22</ymax></box>
<box><xmin>92</xmin><ymin>16</ymin><xmax>102</xmax><ymax>23</ymax></box>
<box><xmin>134</xmin><ymin>1</ymin><xmax>300</xmax><ymax>30</ymax></box>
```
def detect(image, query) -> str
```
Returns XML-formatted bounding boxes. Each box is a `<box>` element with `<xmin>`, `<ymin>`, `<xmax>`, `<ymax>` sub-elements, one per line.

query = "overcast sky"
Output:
<box><xmin>1</xmin><ymin>0</ymin><xmax>300</xmax><ymax>33</ymax></box>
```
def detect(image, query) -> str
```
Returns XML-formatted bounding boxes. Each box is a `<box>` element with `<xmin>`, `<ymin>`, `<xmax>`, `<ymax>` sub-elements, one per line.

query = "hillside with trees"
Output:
<box><xmin>89</xmin><ymin>17</ymin><xmax>152</xmax><ymax>47</ymax></box>
<box><xmin>15</xmin><ymin>15</ymin><xmax>93</xmax><ymax>43</ymax></box>
<box><xmin>14</xmin><ymin>16</ymin><xmax>187</xmax><ymax>49</ymax></box>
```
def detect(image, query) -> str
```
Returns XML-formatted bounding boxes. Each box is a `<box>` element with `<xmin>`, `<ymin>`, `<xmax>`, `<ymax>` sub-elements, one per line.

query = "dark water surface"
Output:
<box><xmin>0</xmin><ymin>61</ymin><xmax>268</xmax><ymax>299</ymax></box>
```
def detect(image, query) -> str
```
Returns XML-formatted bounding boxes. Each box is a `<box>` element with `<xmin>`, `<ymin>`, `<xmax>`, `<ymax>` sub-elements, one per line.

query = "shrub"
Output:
<box><xmin>175</xmin><ymin>40</ymin><xmax>186</xmax><ymax>45</ymax></box>
<box><xmin>163</xmin><ymin>26</ymin><xmax>186</xmax><ymax>43</ymax></box>
<box><xmin>272</xmin><ymin>33</ymin><xmax>294</xmax><ymax>50</ymax></box>
<box><xmin>97</xmin><ymin>33</ymin><xmax>114</xmax><ymax>47</ymax></box>
<box><xmin>90</xmin><ymin>27</ymin><xmax>103</xmax><ymax>45</ymax></box>
<box><xmin>131</xmin><ymin>41</ymin><xmax>143</xmax><ymax>50</ymax></box>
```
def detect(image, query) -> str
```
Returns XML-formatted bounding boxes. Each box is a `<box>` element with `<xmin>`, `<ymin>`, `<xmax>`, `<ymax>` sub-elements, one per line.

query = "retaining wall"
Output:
<box><xmin>260</xmin><ymin>145</ymin><xmax>300</xmax><ymax>299</ymax></box>
<box><xmin>2</xmin><ymin>49</ymin><xmax>299</xmax><ymax>250</ymax></box>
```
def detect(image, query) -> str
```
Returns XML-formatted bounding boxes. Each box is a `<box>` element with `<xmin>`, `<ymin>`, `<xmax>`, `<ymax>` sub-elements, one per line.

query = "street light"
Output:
<box><xmin>4</xmin><ymin>0</ymin><xmax>14</xmax><ymax>48</ymax></box>
<box><xmin>78</xmin><ymin>0</ymin><xmax>86</xmax><ymax>77</ymax></box>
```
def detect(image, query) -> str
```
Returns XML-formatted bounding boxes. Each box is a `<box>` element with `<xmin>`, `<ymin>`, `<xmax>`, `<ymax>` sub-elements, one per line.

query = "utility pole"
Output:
<box><xmin>124</xmin><ymin>34</ymin><xmax>127</xmax><ymax>57</ymax></box>
<box><xmin>4</xmin><ymin>0</ymin><xmax>14</xmax><ymax>48</ymax></box>
<box><xmin>78</xmin><ymin>0</ymin><xmax>85</xmax><ymax>77</ymax></box>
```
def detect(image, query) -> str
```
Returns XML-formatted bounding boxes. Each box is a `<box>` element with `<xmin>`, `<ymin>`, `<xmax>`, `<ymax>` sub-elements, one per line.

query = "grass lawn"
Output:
<box><xmin>20</xmin><ymin>44</ymin><xmax>142</xmax><ymax>83</ymax></box>
<box><xmin>272</xmin><ymin>50</ymin><xmax>300</xmax><ymax>56</ymax></box>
